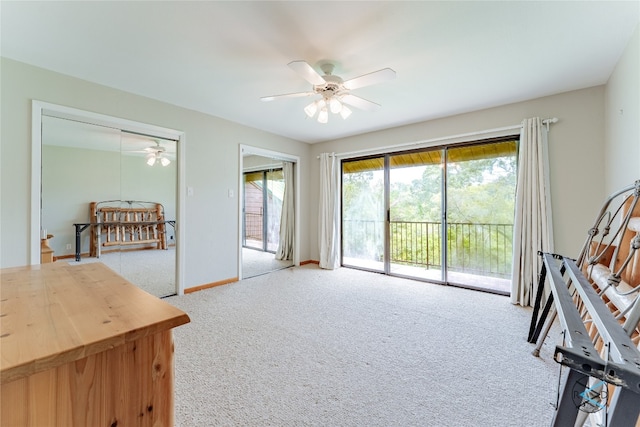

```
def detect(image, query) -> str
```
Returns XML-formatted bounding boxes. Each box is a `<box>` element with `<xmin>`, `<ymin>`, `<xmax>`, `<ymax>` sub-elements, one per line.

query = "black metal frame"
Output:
<box><xmin>73</xmin><ymin>220</ymin><xmax>175</xmax><ymax>262</ymax></box>
<box><xmin>530</xmin><ymin>253</ymin><xmax>640</xmax><ymax>426</ymax></box>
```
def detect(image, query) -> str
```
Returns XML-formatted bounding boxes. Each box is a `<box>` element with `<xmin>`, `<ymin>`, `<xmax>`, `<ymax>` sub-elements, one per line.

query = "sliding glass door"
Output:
<box><xmin>243</xmin><ymin>169</ymin><xmax>284</xmax><ymax>253</ymax></box>
<box><xmin>341</xmin><ymin>157</ymin><xmax>385</xmax><ymax>271</ymax></box>
<box><xmin>388</xmin><ymin>150</ymin><xmax>444</xmax><ymax>281</ymax></box>
<box><xmin>341</xmin><ymin>138</ymin><xmax>517</xmax><ymax>294</ymax></box>
<box><xmin>445</xmin><ymin>142</ymin><xmax>516</xmax><ymax>292</ymax></box>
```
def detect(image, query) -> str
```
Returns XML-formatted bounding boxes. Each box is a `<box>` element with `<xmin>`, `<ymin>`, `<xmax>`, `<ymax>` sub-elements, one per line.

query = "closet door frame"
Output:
<box><xmin>31</xmin><ymin>100</ymin><xmax>187</xmax><ymax>294</ymax></box>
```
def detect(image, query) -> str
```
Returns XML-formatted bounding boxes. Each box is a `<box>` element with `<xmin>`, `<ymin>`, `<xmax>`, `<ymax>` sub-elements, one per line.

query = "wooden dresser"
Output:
<box><xmin>0</xmin><ymin>262</ymin><xmax>190</xmax><ymax>426</ymax></box>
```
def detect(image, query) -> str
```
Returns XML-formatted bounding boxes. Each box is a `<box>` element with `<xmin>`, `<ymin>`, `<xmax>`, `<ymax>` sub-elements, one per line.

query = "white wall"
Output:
<box><xmin>42</xmin><ymin>145</ymin><xmax>119</xmax><ymax>255</ymax></box>
<box><xmin>309</xmin><ymin>86</ymin><xmax>607</xmax><ymax>260</ymax></box>
<box><xmin>605</xmin><ymin>24</ymin><xmax>640</xmax><ymax>194</ymax></box>
<box><xmin>0</xmin><ymin>58</ymin><xmax>312</xmax><ymax>290</ymax></box>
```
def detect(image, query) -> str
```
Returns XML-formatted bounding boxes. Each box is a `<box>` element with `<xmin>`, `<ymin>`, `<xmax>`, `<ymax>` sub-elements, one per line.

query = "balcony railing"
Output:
<box><xmin>244</xmin><ymin>212</ymin><xmax>281</xmax><ymax>253</ymax></box>
<box><xmin>343</xmin><ymin>220</ymin><xmax>513</xmax><ymax>279</ymax></box>
<box><xmin>244</xmin><ymin>212</ymin><xmax>263</xmax><ymax>241</ymax></box>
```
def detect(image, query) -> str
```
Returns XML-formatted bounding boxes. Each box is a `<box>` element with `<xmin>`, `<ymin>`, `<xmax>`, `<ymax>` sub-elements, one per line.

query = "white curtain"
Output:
<box><xmin>276</xmin><ymin>162</ymin><xmax>294</xmax><ymax>261</ymax></box>
<box><xmin>318</xmin><ymin>153</ymin><xmax>340</xmax><ymax>269</ymax></box>
<box><xmin>511</xmin><ymin>117</ymin><xmax>554</xmax><ymax>306</ymax></box>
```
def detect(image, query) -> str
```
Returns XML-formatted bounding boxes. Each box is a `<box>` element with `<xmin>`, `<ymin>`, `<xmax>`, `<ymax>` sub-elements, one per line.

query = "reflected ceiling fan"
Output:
<box><xmin>127</xmin><ymin>140</ymin><xmax>172</xmax><ymax>166</ymax></box>
<box><xmin>144</xmin><ymin>141</ymin><xmax>171</xmax><ymax>166</ymax></box>
<box><xmin>261</xmin><ymin>60</ymin><xmax>396</xmax><ymax>123</ymax></box>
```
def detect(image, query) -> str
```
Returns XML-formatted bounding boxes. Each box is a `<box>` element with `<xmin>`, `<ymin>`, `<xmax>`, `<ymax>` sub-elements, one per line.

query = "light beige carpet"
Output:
<box><xmin>68</xmin><ymin>247</ymin><xmax>176</xmax><ymax>297</ymax></box>
<box><xmin>242</xmin><ymin>247</ymin><xmax>293</xmax><ymax>278</ymax></box>
<box><xmin>165</xmin><ymin>264</ymin><xmax>562</xmax><ymax>426</ymax></box>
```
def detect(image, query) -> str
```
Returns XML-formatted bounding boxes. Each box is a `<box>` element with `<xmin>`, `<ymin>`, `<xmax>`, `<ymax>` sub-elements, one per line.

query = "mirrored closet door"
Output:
<box><xmin>241</xmin><ymin>153</ymin><xmax>295</xmax><ymax>278</ymax></box>
<box><xmin>41</xmin><ymin>115</ymin><xmax>178</xmax><ymax>297</ymax></box>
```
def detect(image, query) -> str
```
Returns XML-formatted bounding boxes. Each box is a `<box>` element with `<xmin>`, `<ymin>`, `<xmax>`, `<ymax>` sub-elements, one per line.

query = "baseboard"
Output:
<box><xmin>300</xmin><ymin>260</ymin><xmax>319</xmax><ymax>265</ymax></box>
<box><xmin>185</xmin><ymin>277</ymin><xmax>238</xmax><ymax>294</ymax></box>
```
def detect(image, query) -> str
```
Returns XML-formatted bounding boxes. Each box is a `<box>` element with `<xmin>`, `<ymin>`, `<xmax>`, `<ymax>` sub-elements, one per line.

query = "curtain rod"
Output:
<box><xmin>317</xmin><ymin>117</ymin><xmax>558</xmax><ymax>159</ymax></box>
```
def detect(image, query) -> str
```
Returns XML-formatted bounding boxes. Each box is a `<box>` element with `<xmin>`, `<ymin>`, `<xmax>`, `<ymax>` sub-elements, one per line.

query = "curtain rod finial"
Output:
<box><xmin>543</xmin><ymin>117</ymin><xmax>558</xmax><ymax>131</ymax></box>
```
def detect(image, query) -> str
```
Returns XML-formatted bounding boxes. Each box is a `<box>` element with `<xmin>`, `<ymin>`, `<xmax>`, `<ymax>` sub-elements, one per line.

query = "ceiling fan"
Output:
<box><xmin>261</xmin><ymin>60</ymin><xmax>396</xmax><ymax>123</ymax></box>
<box><xmin>144</xmin><ymin>142</ymin><xmax>171</xmax><ymax>167</ymax></box>
<box><xmin>127</xmin><ymin>140</ymin><xmax>172</xmax><ymax>166</ymax></box>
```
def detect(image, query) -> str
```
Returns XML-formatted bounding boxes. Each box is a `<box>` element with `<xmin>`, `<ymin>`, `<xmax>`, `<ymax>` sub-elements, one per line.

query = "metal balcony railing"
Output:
<box><xmin>343</xmin><ymin>220</ymin><xmax>513</xmax><ymax>279</ymax></box>
<box><xmin>244</xmin><ymin>212</ymin><xmax>263</xmax><ymax>241</ymax></box>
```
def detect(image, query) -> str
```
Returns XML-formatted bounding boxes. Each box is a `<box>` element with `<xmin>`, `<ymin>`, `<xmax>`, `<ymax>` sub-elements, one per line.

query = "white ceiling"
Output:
<box><xmin>2</xmin><ymin>1</ymin><xmax>638</xmax><ymax>144</ymax></box>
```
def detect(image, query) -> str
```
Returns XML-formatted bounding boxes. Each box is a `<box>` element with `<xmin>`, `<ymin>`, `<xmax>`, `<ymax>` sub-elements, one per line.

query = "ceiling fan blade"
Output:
<box><xmin>343</xmin><ymin>68</ymin><xmax>396</xmax><ymax>90</ymax></box>
<box><xmin>122</xmin><ymin>149</ymin><xmax>151</xmax><ymax>154</ymax></box>
<box><xmin>287</xmin><ymin>60</ymin><xmax>326</xmax><ymax>86</ymax></box>
<box><xmin>341</xmin><ymin>94</ymin><xmax>381</xmax><ymax>112</ymax></box>
<box><xmin>261</xmin><ymin>91</ymin><xmax>315</xmax><ymax>102</ymax></box>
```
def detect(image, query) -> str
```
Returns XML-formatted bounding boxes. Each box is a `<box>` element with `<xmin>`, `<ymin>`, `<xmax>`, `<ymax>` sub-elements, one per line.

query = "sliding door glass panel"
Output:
<box><xmin>243</xmin><ymin>171</ymin><xmax>264</xmax><ymax>250</ymax></box>
<box><xmin>119</xmin><ymin>133</ymin><xmax>177</xmax><ymax>297</ymax></box>
<box><xmin>342</xmin><ymin>157</ymin><xmax>385</xmax><ymax>272</ymax></box>
<box><xmin>445</xmin><ymin>141</ymin><xmax>517</xmax><ymax>293</ymax></box>
<box><xmin>41</xmin><ymin>117</ymin><xmax>121</xmax><ymax>264</ymax></box>
<box><xmin>241</xmin><ymin>154</ymin><xmax>294</xmax><ymax>279</ymax></box>
<box><xmin>41</xmin><ymin>117</ymin><xmax>178</xmax><ymax>297</ymax></box>
<box><xmin>266</xmin><ymin>169</ymin><xmax>284</xmax><ymax>253</ymax></box>
<box><xmin>388</xmin><ymin>150</ymin><xmax>444</xmax><ymax>282</ymax></box>
<box><xmin>243</xmin><ymin>168</ymin><xmax>284</xmax><ymax>254</ymax></box>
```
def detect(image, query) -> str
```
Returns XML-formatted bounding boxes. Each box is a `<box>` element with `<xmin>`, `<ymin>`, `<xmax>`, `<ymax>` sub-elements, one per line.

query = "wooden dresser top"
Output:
<box><xmin>1</xmin><ymin>262</ymin><xmax>190</xmax><ymax>383</ymax></box>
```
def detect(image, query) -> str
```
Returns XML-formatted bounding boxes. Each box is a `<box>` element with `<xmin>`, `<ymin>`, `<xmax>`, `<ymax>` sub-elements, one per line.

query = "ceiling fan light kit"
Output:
<box><xmin>144</xmin><ymin>146</ymin><xmax>171</xmax><ymax>167</ymax></box>
<box><xmin>340</xmin><ymin>105</ymin><xmax>352</xmax><ymax>119</ymax></box>
<box><xmin>317</xmin><ymin>107</ymin><xmax>329</xmax><ymax>124</ymax></box>
<box><xmin>262</xmin><ymin>60</ymin><xmax>396</xmax><ymax>124</ymax></box>
<box><xmin>303</xmin><ymin>102</ymin><xmax>318</xmax><ymax>117</ymax></box>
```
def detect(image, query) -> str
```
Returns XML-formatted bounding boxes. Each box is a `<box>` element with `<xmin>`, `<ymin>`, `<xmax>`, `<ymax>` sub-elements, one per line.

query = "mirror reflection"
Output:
<box><xmin>242</xmin><ymin>154</ymin><xmax>294</xmax><ymax>278</ymax></box>
<box><xmin>41</xmin><ymin>115</ymin><xmax>177</xmax><ymax>297</ymax></box>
